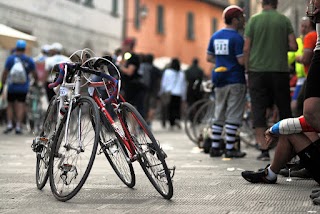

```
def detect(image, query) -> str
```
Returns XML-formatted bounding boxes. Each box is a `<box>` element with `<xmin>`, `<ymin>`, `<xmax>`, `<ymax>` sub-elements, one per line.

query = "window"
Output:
<box><xmin>134</xmin><ymin>0</ymin><xmax>141</xmax><ymax>29</ymax></box>
<box><xmin>211</xmin><ymin>18</ymin><xmax>217</xmax><ymax>34</ymax></box>
<box><xmin>157</xmin><ymin>5</ymin><xmax>164</xmax><ymax>34</ymax></box>
<box><xmin>187</xmin><ymin>12</ymin><xmax>194</xmax><ymax>40</ymax></box>
<box><xmin>111</xmin><ymin>0</ymin><xmax>118</xmax><ymax>16</ymax></box>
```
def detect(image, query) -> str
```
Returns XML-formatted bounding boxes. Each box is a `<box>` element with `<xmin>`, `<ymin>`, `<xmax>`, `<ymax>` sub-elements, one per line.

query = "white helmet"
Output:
<box><xmin>50</xmin><ymin>42</ymin><xmax>63</xmax><ymax>52</ymax></box>
<box><xmin>222</xmin><ymin>5</ymin><xmax>244</xmax><ymax>23</ymax></box>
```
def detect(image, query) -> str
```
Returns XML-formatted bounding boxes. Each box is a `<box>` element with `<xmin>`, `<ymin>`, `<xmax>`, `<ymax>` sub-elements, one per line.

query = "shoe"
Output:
<box><xmin>310</xmin><ymin>191</ymin><xmax>320</xmax><ymax>199</ymax></box>
<box><xmin>209</xmin><ymin>148</ymin><xmax>223</xmax><ymax>157</ymax></box>
<box><xmin>175</xmin><ymin>121</ymin><xmax>181</xmax><ymax>129</ymax></box>
<box><xmin>225</xmin><ymin>149</ymin><xmax>246</xmax><ymax>158</ymax></box>
<box><xmin>203</xmin><ymin>138</ymin><xmax>211</xmax><ymax>154</ymax></box>
<box><xmin>241</xmin><ymin>165</ymin><xmax>277</xmax><ymax>184</ymax></box>
<box><xmin>15</xmin><ymin>128</ymin><xmax>23</xmax><ymax>135</ymax></box>
<box><xmin>313</xmin><ymin>197</ymin><xmax>320</xmax><ymax>205</ymax></box>
<box><xmin>290</xmin><ymin>168</ymin><xmax>311</xmax><ymax>178</ymax></box>
<box><xmin>312</xmin><ymin>188</ymin><xmax>320</xmax><ymax>193</ymax></box>
<box><xmin>279</xmin><ymin>168</ymin><xmax>289</xmax><ymax>177</ymax></box>
<box><xmin>257</xmin><ymin>152</ymin><xmax>270</xmax><ymax>161</ymax></box>
<box><xmin>3</xmin><ymin>127</ymin><xmax>13</xmax><ymax>134</ymax></box>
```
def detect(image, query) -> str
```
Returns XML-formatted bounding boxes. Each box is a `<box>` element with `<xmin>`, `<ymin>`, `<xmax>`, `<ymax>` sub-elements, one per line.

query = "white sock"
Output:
<box><xmin>266</xmin><ymin>166</ymin><xmax>277</xmax><ymax>181</ymax></box>
<box><xmin>7</xmin><ymin>121</ymin><xmax>13</xmax><ymax>129</ymax></box>
<box><xmin>16</xmin><ymin>122</ymin><xmax>21</xmax><ymax>130</ymax></box>
<box><xmin>226</xmin><ymin>143</ymin><xmax>234</xmax><ymax>150</ymax></box>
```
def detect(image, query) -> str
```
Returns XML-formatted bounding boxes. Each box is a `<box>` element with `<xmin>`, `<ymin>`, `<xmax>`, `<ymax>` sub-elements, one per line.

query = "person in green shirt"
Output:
<box><xmin>243</xmin><ymin>0</ymin><xmax>298</xmax><ymax>161</ymax></box>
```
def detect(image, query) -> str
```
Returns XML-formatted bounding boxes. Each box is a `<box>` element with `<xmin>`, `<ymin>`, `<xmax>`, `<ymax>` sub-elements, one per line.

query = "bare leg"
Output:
<box><xmin>255</xmin><ymin>127</ymin><xmax>268</xmax><ymax>149</ymax></box>
<box><xmin>270</xmin><ymin>133</ymin><xmax>314</xmax><ymax>173</ymax></box>
<box><xmin>6</xmin><ymin>102</ymin><xmax>14</xmax><ymax>126</ymax></box>
<box><xmin>14</xmin><ymin>101</ymin><xmax>25</xmax><ymax>129</ymax></box>
<box><xmin>269</xmin><ymin>135</ymin><xmax>296</xmax><ymax>173</ymax></box>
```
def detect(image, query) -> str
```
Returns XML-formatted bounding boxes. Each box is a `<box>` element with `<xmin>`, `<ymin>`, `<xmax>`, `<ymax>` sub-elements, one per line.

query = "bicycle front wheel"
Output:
<box><xmin>36</xmin><ymin>95</ymin><xmax>58</xmax><ymax>190</ymax></box>
<box><xmin>49</xmin><ymin>96</ymin><xmax>100</xmax><ymax>201</ymax></box>
<box><xmin>99</xmin><ymin>113</ymin><xmax>135</xmax><ymax>188</ymax></box>
<box><xmin>119</xmin><ymin>102</ymin><xmax>173</xmax><ymax>199</ymax></box>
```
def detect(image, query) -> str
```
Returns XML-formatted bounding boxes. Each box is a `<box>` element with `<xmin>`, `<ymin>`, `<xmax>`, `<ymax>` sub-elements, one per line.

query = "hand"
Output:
<box><xmin>315</xmin><ymin>0</ymin><xmax>320</xmax><ymax>10</ymax></box>
<box><xmin>264</xmin><ymin>129</ymin><xmax>279</xmax><ymax>148</ymax></box>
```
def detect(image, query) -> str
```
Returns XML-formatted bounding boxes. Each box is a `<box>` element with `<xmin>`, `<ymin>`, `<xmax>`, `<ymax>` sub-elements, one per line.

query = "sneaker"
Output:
<box><xmin>310</xmin><ymin>191</ymin><xmax>320</xmax><ymax>199</ymax></box>
<box><xmin>15</xmin><ymin>128</ymin><xmax>23</xmax><ymax>135</ymax></box>
<box><xmin>257</xmin><ymin>152</ymin><xmax>270</xmax><ymax>161</ymax></box>
<box><xmin>290</xmin><ymin>168</ymin><xmax>311</xmax><ymax>178</ymax></box>
<box><xmin>313</xmin><ymin>197</ymin><xmax>320</xmax><ymax>205</ymax></box>
<box><xmin>279</xmin><ymin>168</ymin><xmax>289</xmax><ymax>177</ymax></box>
<box><xmin>3</xmin><ymin>127</ymin><xmax>13</xmax><ymax>134</ymax></box>
<box><xmin>241</xmin><ymin>165</ymin><xmax>277</xmax><ymax>184</ymax></box>
<box><xmin>312</xmin><ymin>188</ymin><xmax>320</xmax><ymax>193</ymax></box>
<box><xmin>209</xmin><ymin>148</ymin><xmax>223</xmax><ymax>157</ymax></box>
<box><xmin>225</xmin><ymin>149</ymin><xmax>246</xmax><ymax>158</ymax></box>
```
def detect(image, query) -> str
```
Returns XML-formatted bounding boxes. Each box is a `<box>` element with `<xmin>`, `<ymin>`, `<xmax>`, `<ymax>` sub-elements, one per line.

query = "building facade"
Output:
<box><xmin>125</xmin><ymin>0</ymin><xmax>228</xmax><ymax>74</ymax></box>
<box><xmin>0</xmin><ymin>0</ymin><xmax>124</xmax><ymax>57</ymax></box>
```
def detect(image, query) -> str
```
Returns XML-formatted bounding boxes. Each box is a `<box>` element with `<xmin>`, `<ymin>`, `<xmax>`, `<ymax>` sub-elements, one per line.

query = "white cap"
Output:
<box><xmin>50</xmin><ymin>42</ymin><xmax>63</xmax><ymax>52</ymax></box>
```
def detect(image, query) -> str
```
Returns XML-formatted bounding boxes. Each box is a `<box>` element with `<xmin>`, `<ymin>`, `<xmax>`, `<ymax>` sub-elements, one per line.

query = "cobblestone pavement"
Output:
<box><xmin>0</xmin><ymin>121</ymin><xmax>320</xmax><ymax>214</ymax></box>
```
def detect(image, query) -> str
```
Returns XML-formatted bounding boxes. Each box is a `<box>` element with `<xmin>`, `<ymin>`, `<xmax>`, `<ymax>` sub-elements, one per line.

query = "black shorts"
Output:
<box><xmin>248</xmin><ymin>72</ymin><xmax>292</xmax><ymax>128</ymax></box>
<box><xmin>7</xmin><ymin>92</ymin><xmax>27</xmax><ymax>103</ymax></box>
<box><xmin>305</xmin><ymin>50</ymin><xmax>320</xmax><ymax>99</ymax></box>
<box><xmin>298</xmin><ymin>139</ymin><xmax>320</xmax><ymax>184</ymax></box>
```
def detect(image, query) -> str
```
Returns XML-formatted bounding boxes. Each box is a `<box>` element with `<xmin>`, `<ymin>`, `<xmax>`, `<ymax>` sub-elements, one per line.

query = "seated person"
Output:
<box><xmin>241</xmin><ymin>116</ymin><xmax>320</xmax><ymax>204</ymax></box>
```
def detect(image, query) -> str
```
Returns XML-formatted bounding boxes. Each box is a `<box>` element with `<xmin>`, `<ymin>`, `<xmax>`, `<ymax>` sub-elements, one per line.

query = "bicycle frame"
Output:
<box><xmin>89</xmin><ymin>82</ymin><xmax>140</xmax><ymax>162</ymax></box>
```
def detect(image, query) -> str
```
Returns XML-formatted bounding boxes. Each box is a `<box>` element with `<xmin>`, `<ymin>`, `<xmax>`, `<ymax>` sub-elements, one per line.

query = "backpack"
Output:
<box><xmin>9</xmin><ymin>57</ymin><xmax>27</xmax><ymax>84</ymax></box>
<box><xmin>138</xmin><ymin>63</ymin><xmax>152</xmax><ymax>89</ymax></box>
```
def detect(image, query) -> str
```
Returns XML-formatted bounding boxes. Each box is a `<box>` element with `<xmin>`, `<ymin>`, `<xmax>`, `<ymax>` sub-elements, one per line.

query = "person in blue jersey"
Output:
<box><xmin>206</xmin><ymin>5</ymin><xmax>247</xmax><ymax>158</ymax></box>
<box><xmin>0</xmin><ymin>40</ymin><xmax>37</xmax><ymax>134</ymax></box>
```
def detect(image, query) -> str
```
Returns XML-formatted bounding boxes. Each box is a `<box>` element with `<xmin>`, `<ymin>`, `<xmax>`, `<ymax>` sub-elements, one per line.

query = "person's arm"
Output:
<box><xmin>288</xmin><ymin>33</ymin><xmax>298</xmax><ymax>52</ymax></box>
<box><xmin>29</xmin><ymin>58</ymin><xmax>38</xmax><ymax>83</ymax></box>
<box><xmin>206</xmin><ymin>54</ymin><xmax>215</xmax><ymax>64</ymax></box>
<box><xmin>243</xmin><ymin>36</ymin><xmax>251</xmax><ymax>71</ymax></box>
<box><xmin>314</xmin><ymin>0</ymin><xmax>320</xmax><ymax>14</ymax></box>
<box><xmin>206</xmin><ymin>36</ymin><xmax>216</xmax><ymax>65</ymax></box>
<box><xmin>0</xmin><ymin>57</ymin><xmax>12</xmax><ymax>94</ymax></box>
<box><xmin>0</xmin><ymin>69</ymin><xmax>8</xmax><ymax>94</ymax></box>
<box><xmin>237</xmin><ymin>56</ymin><xmax>244</xmax><ymax>66</ymax></box>
<box><xmin>119</xmin><ymin>64</ymin><xmax>136</xmax><ymax>76</ymax></box>
<box><xmin>296</xmin><ymin>49</ymin><xmax>313</xmax><ymax>65</ymax></box>
<box><xmin>296</xmin><ymin>32</ymin><xmax>316</xmax><ymax>65</ymax></box>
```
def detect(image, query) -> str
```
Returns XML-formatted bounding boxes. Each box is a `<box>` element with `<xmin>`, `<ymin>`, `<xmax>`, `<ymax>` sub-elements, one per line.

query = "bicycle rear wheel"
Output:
<box><xmin>119</xmin><ymin>102</ymin><xmax>173</xmax><ymax>199</ymax></box>
<box><xmin>49</xmin><ymin>96</ymin><xmax>100</xmax><ymax>201</ymax></box>
<box><xmin>192</xmin><ymin>99</ymin><xmax>215</xmax><ymax>150</ymax></box>
<box><xmin>99</xmin><ymin>113</ymin><xmax>135</xmax><ymax>188</ymax></box>
<box><xmin>35</xmin><ymin>95</ymin><xmax>58</xmax><ymax>190</ymax></box>
<box><xmin>184</xmin><ymin>98</ymin><xmax>208</xmax><ymax>144</ymax></box>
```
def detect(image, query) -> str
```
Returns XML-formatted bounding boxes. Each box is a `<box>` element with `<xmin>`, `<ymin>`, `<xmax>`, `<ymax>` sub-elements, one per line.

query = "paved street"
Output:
<box><xmin>1</xmin><ymin>121</ymin><xmax>320</xmax><ymax>214</ymax></box>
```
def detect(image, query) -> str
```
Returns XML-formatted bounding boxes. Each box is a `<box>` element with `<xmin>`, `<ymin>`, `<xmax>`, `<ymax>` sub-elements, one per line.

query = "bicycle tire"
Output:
<box><xmin>184</xmin><ymin>98</ymin><xmax>208</xmax><ymax>144</ymax></box>
<box><xmin>99</xmin><ymin>113</ymin><xmax>135</xmax><ymax>188</ymax></box>
<box><xmin>36</xmin><ymin>95</ymin><xmax>58</xmax><ymax>190</ymax></box>
<box><xmin>49</xmin><ymin>96</ymin><xmax>100</xmax><ymax>202</ymax></box>
<box><xmin>119</xmin><ymin>102</ymin><xmax>173</xmax><ymax>199</ymax></box>
<box><xmin>192</xmin><ymin>99</ymin><xmax>215</xmax><ymax>150</ymax></box>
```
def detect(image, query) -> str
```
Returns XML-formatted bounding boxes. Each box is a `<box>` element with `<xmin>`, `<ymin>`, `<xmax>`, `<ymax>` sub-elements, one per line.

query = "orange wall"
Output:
<box><xmin>126</xmin><ymin>0</ymin><xmax>225</xmax><ymax>76</ymax></box>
